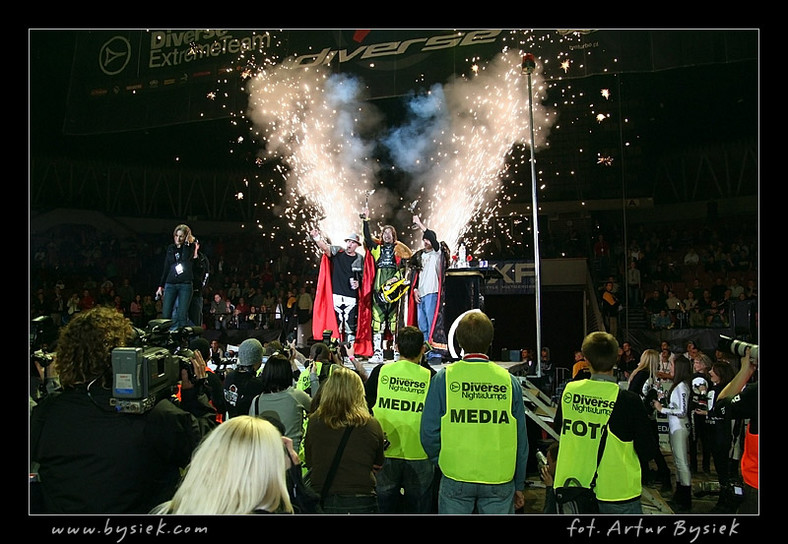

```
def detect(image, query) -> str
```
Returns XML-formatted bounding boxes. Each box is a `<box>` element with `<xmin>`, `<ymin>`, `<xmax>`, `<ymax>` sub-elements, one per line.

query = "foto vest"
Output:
<box><xmin>374</xmin><ymin>361</ymin><xmax>431</xmax><ymax>460</ymax></box>
<box><xmin>439</xmin><ymin>360</ymin><xmax>516</xmax><ymax>484</ymax></box>
<box><xmin>554</xmin><ymin>379</ymin><xmax>641</xmax><ymax>502</ymax></box>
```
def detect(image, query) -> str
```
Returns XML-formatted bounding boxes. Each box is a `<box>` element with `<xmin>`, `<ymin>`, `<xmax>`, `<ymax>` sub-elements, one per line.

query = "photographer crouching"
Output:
<box><xmin>30</xmin><ymin>306</ymin><xmax>218</xmax><ymax>514</ymax></box>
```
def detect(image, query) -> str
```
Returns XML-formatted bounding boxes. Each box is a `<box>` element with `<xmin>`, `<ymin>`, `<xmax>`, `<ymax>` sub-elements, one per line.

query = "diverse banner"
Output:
<box><xmin>62</xmin><ymin>29</ymin><xmax>757</xmax><ymax>135</ymax></box>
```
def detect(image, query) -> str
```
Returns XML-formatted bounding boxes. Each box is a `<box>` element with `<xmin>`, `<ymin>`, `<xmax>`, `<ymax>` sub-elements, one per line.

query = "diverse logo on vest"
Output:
<box><xmin>380</xmin><ymin>375</ymin><xmax>427</xmax><ymax>394</ymax></box>
<box><xmin>450</xmin><ymin>380</ymin><xmax>507</xmax><ymax>401</ymax></box>
<box><xmin>562</xmin><ymin>391</ymin><xmax>616</xmax><ymax>415</ymax></box>
<box><xmin>378</xmin><ymin>375</ymin><xmax>428</xmax><ymax>413</ymax></box>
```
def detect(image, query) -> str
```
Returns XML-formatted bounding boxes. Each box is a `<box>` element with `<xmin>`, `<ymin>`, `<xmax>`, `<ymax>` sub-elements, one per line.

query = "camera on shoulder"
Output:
<box><xmin>110</xmin><ymin>319</ymin><xmax>202</xmax><ymax>414</ymax></box>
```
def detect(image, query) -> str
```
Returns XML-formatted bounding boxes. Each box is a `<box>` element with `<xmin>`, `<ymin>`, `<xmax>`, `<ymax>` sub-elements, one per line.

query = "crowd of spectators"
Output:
<box><xmin>30</xmin><ymin>213</ymin><xmax>759</xmax><ymax>516</ymax></box>
<box><xmin>30</xmin><ymin>224</ymin><xmax>319</xmax><ymax>337</ymax></box>
<box><xmin>31</xmin><ymin>212</ymin><xmax>757</xmax><ymax>341</ymax></box>
<box><xmin>590</xmin><ymin>214</ymin><xmax>757</xmax><ymax>332</ymax></box>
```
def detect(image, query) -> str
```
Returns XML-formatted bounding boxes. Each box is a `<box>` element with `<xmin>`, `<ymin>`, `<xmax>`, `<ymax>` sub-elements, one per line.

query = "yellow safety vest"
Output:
<box><xmin>374</xmin><ymin>361</ymin><xmax>431</xmax><ymax>460</ymax></box>
<box><xmin>439</xmin><ymin>360</ymin><xmax>516</xmax><ymax>484</ymax></box>
<box><xmin>296</xmin><ymin>361</ymin><xmax>332</xmax><ymax>392</ymax></box>
<box><xmin>554</xmin><ymin>379</ymin><xmax>641</xmax><ymax>502</ymax></box>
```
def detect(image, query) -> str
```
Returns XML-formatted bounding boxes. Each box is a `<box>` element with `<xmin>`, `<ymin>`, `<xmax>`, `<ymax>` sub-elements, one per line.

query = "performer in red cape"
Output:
<box><xmin>407</xmin><ymin>215</ymin><xmax>450</xmax><ymax>363</ymax></box>
<box><xmin>354</xmin><ymin>245</ymin><xmax>377</xmax><ymax>357</ymax></box>
<box><xmin>310</xmin><ymin>229</ymin><xmax>364</xmax><ymax>361</ymax></box>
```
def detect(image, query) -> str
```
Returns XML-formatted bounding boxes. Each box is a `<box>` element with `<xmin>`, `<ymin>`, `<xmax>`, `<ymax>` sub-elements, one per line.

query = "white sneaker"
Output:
<box><xmin>393</xmin><ymin>351</ymin><xmax>400</xmax><ymax>361</ymax></box>
<box><xmin>369</xmin><ymin>350</ymin><xmax>383</xmax><ymax>363</ymax></box>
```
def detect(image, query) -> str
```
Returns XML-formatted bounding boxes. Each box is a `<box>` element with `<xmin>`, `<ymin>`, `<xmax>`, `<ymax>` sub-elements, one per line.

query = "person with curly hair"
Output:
<box><xmin>359</xmin><ymin>206</ymin><xmax>412</xmax><ymax>363</ymax></box>
<box><xmin>30</xmin><ymin>306</ymin><xmax>217</xmax><ymax>514</ymax></box>
<box><xmin>155</xmin><ymin>223</ymin><xmax>200</xmax><ymax>330</ymax></box>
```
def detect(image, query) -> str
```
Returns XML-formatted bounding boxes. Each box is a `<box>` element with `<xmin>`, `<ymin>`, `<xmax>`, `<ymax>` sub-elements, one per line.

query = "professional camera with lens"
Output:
<box><xmin>322</xmin><ymin>329</ymin><xmax>350</xmax><ymax>360</ymax></box>
<box><xmin>718</xmin><ymin>335</ymin><xmax>758</xmax><ymax>361</ymax></box>
<box><xmin>212</xmin><ymin>347</ymin><xmax>238</xmax><ymax>381</ymax></box>
<box><xmin>110</xmin><ymin>319</ymin><xmax>202</xmax><ymax>414</ymax></box>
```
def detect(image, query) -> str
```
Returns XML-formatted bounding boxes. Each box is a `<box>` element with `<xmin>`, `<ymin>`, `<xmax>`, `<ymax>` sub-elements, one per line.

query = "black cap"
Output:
<box><xmin>423</xmin><ymin>229</ymin><xmax>439</xmax><ymax>250</ymax></box>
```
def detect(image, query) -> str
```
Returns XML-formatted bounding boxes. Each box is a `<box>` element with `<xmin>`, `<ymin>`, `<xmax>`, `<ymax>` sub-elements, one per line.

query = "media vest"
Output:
<box><xmin>439</xmin><ymin>360</ymin><xmax>516</xmax><ymax>484</ymax></box>
<box><xmin>296</xmin><ymin>361</ymin><xmax>333</xmax><ymax>393</ymax></box>
<box><xmin>554</xmin><ymin>379</ymin><xmax>641</xmax><ymax>502</ymax></box>
<box><xmin>374</xmin><ymin>361</ymin><xmax>431</xmax><ymax>460</ymax></box>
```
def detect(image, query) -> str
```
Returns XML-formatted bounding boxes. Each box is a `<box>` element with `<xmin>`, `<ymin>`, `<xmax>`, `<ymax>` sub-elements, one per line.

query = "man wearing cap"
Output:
<box><xmin>409</xmin><ymin>214</ymin><xmax>450</xmax><ymax>363</ymax></box>
<box><xmin>222</xmin><ymin>338</ymin><xmax>265</xmax><ymax>419</ymax></box>
<box><xmin>310</xmin><ymin>229</ymin><xmax>364</xmax><ymax>362</ymax></box>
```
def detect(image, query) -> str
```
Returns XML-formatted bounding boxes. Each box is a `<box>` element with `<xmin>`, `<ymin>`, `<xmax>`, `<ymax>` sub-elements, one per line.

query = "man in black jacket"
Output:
<box><xmin>30</xmin><ymin>306</ymin><xmax>218</xmax><ymax>514</ymax></box>
<box><xmin>222</xmin><ymin>338</ymin><xmax>266</xmax><ymax>418</ymax></box>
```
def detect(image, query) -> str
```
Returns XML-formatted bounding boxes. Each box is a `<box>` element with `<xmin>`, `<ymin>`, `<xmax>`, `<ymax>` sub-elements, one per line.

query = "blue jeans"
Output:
<box><xmin>321</xmin><ymin>494</ymin><xmax>379</xmax><ymax>514</ymax></box>
<box><xmin>188</xmin><ymin>292</ymin><xmax>203</xmax><ymax>327</ymax></box>
<box><xmin>376</xmin><ymin>458</ymin><xmax>435</xmax><ymax>514</ymax></box>
<box><xmin>598</xmin><ymin>498</ymin><xmax>643</xmax><ymax>514</ymax></box>
<box><xmin>172</xmin><ymin>291</ymin><xmax>202</xmax><ymax>327</ymax></box>
<box><xmin>162</xmin><ymin>283</ymin><xmax>192</xmax><ymax>330</ymax></box>
<box><xmin>438</xmin><ymin>475</ymin><xmax>515</xmax><ymax>514</ymax></box>
<box><xmin>417</xmin><ymin>292</ymin><xmax>438</xmax><ymax>342</ymax></box>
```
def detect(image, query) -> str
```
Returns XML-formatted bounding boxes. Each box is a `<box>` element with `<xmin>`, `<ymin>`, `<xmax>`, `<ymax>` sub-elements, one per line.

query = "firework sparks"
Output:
<box><xmin>379</xmin><ymin>48</ymin><xmax>556</xmax><ymax>252</ymax></box>
<box><xmin>236</xmin><ymin>31</ymin><xmax>557</xmax><ymax>259</ymax></box>
<box><xmin>245</xmin><ymin>63</ymin><xmax>382</xmax><ymax>249</ymax></box>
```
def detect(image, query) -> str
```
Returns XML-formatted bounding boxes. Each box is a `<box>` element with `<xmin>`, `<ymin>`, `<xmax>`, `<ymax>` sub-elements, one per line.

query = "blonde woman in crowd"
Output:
<box><xmin>304</xmin><ymin>366</ymin><xmax>385</xmax><ymax>514</ymax></box>
<box><xmin>151</xmin><ymin>416</ymin><xmax>293</xmax><ymax>514</ymax></box>
<box><xmin>628</xmin><ymin>349</ymin><xmax>673</xmax><ymax>493</ymax></box>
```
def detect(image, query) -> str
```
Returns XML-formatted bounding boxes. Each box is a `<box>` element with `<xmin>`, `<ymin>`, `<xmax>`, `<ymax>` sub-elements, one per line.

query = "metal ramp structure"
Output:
<box><xmin>519</xmin><ymin>376</ymin><xmax>559</xmax><ymax>440</ymax></box>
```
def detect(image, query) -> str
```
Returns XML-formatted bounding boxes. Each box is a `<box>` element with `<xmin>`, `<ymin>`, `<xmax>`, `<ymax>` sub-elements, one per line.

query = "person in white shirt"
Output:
<box><xmin>410</xmin><ymin>215</ymin><xmax>449</xmax><ymax>363</ymax></box>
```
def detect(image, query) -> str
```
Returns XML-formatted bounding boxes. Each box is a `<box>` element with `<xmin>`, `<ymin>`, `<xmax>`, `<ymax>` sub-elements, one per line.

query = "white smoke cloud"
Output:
<box><xmin>245</xmin><ymin>47</ymin><xmax>556</xmax><ymax>256</ymax></box>
<box><xmin>245</xmin><ymin>65</ymin><xmax>384</xmax><ymax>247</ymax></box>
<box><xmin>383</xmin><ymin>48</ymin><xmax>555</xmax><ymax>253</ymax></box>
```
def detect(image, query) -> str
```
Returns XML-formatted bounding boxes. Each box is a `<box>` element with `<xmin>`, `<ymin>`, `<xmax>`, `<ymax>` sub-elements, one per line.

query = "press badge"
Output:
<box><xmin>175</xmin><ymin>263</ymin><xmax>184</xmax><ymax>275</ymax></box>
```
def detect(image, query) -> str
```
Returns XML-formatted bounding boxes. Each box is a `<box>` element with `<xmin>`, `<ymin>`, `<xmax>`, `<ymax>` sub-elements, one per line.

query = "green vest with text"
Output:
<box><xmin>554</xmin><ymin>379</ymin><xmax>642</xmax><ymax>502</ymax></box>
<box><xmin>374</xmin><ymin>361</ymin><xmax>431</xmax><ymax>460</ymax></box>
<box><xmin>439</xmin><ymin>361</ymin><xmax>516</xmax><ymax>483</ymax></box>
<box><xmin>296</xmin><ymin>361</ymin><xmax>333</xmax><ymax>392</ymax></box>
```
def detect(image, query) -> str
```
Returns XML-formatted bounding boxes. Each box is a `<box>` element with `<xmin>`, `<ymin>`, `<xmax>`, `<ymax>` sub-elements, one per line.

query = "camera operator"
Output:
<box><xmin>295</xmin><ymin>342</ymin><xmax>334</xmax><ymax>398</ymax></box>
<box><xmin>30</xmin><ymin>356</ymin><xmax>61</xmax><ymax>411</ymax></box>
<box><xmin>223</xmin><ymin>338</ymin><xmax>266</xmax><ymax>419</ymax></box>
<box><xmin>30</xmin><ymin>316</ymin><xmax>61</xmax><ymax>406</ymax></box>
<box><xmin>713</xmin><ymin>346</ymin><xmax>758</xmax><ymax>513</ymax></box>
<box><xmin>190</xmin><ymin>337</ymin><xmax>228</xmax><ymax>423</ymax></box>
<box><xmin>30</xmin><ymin>306</ymin><xmax>218</xmax><ymax>514</ymax></box>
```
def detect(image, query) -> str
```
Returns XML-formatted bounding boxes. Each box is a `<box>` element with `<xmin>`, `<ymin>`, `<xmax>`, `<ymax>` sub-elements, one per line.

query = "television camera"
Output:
<box><xmin>110</xmin><ymin>319</ymin><xmax>202</xmax><ymax>414</ymax></box>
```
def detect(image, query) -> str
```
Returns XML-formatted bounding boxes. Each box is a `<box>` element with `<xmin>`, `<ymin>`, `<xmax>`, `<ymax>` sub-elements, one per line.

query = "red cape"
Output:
<box><xmin>407</xmin><ymin>251</ymin><xmax>448</xmax><ymax>349</ymax></box>
<box><xmin>312</xmin><ymin>254</ymin><xmax>339</xmax><ymax>341</ymax></box>
<box><xmin>352</xmin><ymin>250</ymin><xmax>376</xmax><ymax>357</ymax></box>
